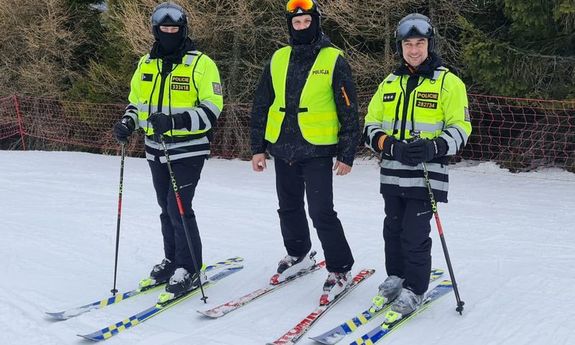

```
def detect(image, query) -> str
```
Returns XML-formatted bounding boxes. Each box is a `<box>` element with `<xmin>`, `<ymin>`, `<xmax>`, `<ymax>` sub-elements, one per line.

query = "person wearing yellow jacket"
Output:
<box><xmin>250</xmin><ymin>0</ymin><xmax>358</xmax><ymax>305</ymax></box>
<box><xmin>364</xmin><ymin>13</ymin><xmax>472</xmax><ymax>316</ymax></box>
<box><xmin>112</xmin><ymin>2</ymin><xmax>223</xmax><ymax>298</ymax></box>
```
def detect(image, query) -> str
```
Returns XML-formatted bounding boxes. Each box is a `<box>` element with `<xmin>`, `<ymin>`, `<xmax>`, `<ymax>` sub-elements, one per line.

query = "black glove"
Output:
<box><xmin>405</xmin><ymin>138</ymin><xmax>448</xmax><ymax>164</ymax></box>
<box><xmin>113</xmin><ymin>117</ymin><xmax>135</xmax><ymax>144</ymax></box>
<box><xmin>382</xmin><ymin>136</ymin><xmax>418</xmax><ymax>166</ymax></box>
<box><xmin>148</xmin><ymin>112</ymin><xmax>188</xmax><ymax>135</ymax></box>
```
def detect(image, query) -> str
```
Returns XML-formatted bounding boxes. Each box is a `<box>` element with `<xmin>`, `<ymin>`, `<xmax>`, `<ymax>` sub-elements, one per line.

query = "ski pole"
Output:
<box><xmin>111</xmin><ymin>143</ymin><xmax>126</xmax><ymax>296</ymax></box>
<box><xmin>421</xmin><ymin>161</ymin><xmax>465</xmax><ymax>314</ymax></box>
<box><xmin>158</xmin><ymin>135</ymin><xmax>208</xmax><ymax>303</ymax></box>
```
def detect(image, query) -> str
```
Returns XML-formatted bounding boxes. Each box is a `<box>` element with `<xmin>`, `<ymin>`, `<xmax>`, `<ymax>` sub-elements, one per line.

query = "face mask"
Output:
<box><xmin>157</xmin><ymin>30</ymin><xmax>184</xmax><ymax>55</ymax></box>
<box><xmin>289</xmin><ymin>16</ymin><xmax>320</xmax><ymax>45</ymax></box>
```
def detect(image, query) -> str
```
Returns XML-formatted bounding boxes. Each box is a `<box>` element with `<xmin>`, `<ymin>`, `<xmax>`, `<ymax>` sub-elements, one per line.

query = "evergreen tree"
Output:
<box><xmin>460</xmin><ymin>0</ymin><xmax>575</xmax><ymax>99</ymax></box>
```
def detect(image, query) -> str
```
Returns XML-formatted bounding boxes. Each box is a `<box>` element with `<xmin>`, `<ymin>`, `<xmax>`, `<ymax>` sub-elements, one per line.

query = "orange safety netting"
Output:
<box><xmin>1</xmin><ymin>94</ymin><xmax>573</xmax><ymax>172</ymax></box>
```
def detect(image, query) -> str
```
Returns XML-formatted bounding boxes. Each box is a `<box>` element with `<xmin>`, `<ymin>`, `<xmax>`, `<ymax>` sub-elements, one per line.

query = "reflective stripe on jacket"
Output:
<box><xmin>364</xmin><ymin>67</ymin><xmax>472</xmax><ymax>202</ymax></box>
<box><xmin>126</xmin><ymin>51</ymin><xmax>223</xmax><ymax>138</ymax></box>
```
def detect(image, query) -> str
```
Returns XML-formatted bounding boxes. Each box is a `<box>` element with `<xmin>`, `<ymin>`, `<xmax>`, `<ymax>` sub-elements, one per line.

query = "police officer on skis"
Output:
<box><xmin>113</xmin><ymin>2</ymin><xmax>223</xmax><ymax>298</ymax></box>
<box><xmin>250</xmin><ymin>0</ymin><xmax>359</xmax><ymax>305</ymax></box>
<box><xmin>364</xmin><ymin>13</ymin><xmax>472</xmax><ymax>316</ymax></box>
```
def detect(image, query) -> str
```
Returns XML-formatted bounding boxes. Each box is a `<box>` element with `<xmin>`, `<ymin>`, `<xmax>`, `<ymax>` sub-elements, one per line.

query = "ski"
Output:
<box><xmin>350</xmin><ymin>280</ymin><xmax>454</xmax><ymax>345</ymax></box>
<box><xmin>309</xmin><ymin>268</ymin><xmax>444</xmax><ymax>345</ymax></box>
<box><xmin>198</xmin><ymin>260</ymin><xmax>327</xmax><ymax>318</ymax></box>
<box><xmin>78</xmin><ymin>264</ymin><xmax>243</xmax><ymax>342</ymax></box>
<box><xmin>46</xmin><ymin>256</ymin><xmax>242</xmax><ymax>320</ymax></box>
<box><xmin>266</xmin><ymin>268</ymin><xmax>375</xmax><ymax>345</ymax></box>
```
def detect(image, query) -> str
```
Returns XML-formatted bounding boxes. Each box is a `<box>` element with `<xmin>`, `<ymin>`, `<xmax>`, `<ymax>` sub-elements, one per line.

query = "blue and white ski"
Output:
<box><xmin>309</xmin><ymin>268</ymin><xmax>444</xmax><ymax>345</ymax></box>
<box><xmin>78</xmin><ymin>264</ymin><xmax>243</xmax><ymax>341</ymax></box>
<box><xmin>45</xmin><ymin>256</ymin><xmax>242</xmax><ymax>320</ymax></box>
<box><xmin>350</xmin><ymin>280</ymin><xmax>454</xmax><ymax>345</ymax></box>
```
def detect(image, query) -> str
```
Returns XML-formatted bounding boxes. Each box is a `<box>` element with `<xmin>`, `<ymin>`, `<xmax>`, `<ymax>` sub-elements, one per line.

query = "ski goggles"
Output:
<box><xmin>395</xmin><ymin>19</ymin><xmax>434</xmax><ymax>40</ymax></box>
<box><xmin>286</xmin><ymin>0</ymin><xmax>315</xmax><ymax>14</ymax></box>
<box><xmin>151</xmin><ymin>7</ymin><xmax>186</xmax><ymax>26</ymax></box>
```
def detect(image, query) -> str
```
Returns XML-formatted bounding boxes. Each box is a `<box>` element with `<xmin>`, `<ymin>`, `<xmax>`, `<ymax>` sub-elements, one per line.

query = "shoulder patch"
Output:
<box><xmin>212</xmin><ymin>82</ymin><xmax>222</xmax><ymax>96</ymax></box>
<box><xmin>464</xmin><ymin>107</ymin><xmax>470</xmax><ymax>121</ymax></box>
<box><xmin>142</xmin><ymin>73</ymin><xmax>153</xmax><ymax>82</ymax></box>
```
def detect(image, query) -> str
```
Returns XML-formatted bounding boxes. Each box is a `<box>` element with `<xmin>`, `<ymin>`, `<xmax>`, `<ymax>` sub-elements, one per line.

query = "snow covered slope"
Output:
<box><xmin>0</xmin><ymin>151</ymin><xmax>574</xmax><ymax>345</ymax></box>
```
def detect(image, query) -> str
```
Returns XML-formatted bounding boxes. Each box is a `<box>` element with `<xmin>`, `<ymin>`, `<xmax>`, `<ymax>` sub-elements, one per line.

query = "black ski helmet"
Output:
<box><xmin>395</xmin><ymin>13</ymin><xmax>436</xmax><ymax>55</ymax></box>
<box><xmin>285</xmin><ymin>0</ymin><xmax>322</xmax><ymax>25</ymax></box>
<box><xmin>285</xmin><ymin>0</ymin><xmax>322</xmax><ymax>43</ymax></box>
<box><xmin>151</xmin><ymin>2</ymin><xmax>188</xmax><ymax>40</ymax></box>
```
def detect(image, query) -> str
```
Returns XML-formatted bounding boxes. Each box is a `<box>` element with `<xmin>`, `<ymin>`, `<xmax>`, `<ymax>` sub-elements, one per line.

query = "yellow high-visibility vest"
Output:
<box><xmin>265</xmin><ymin>46</ymin><xmax>342</xmax><ymax>145</ymax></box>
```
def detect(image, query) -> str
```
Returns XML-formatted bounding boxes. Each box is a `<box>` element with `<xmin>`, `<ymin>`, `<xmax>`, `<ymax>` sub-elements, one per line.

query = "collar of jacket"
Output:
<box><xmin>394</xmin><ymin>52</ymin><xmax>443</xmax><ymax>79</ymax></box>
<box><xmin>289</xmin><ymin>33</ymin><xmax>333</xmax><ymax>57</ymax></box>
<box><xmin>149</xmin><ymin>37</ymin><xmax>196</xmax><ymax>63</ymax></box>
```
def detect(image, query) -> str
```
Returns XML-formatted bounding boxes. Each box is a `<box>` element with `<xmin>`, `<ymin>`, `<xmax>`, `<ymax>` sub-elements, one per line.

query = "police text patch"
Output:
<box><xmin>171</xmin><ymin>84</ymin><xmax>190</xmax><ymax>91</ymax></box>
<box><xmin>382</xmin><ymin>93</ymin><xmax>396</xmax><ymax>102</ymax></box>
<box><xmin>416</xmin><ymin>100</ymin><xmax>438</xmax><ymax>109</ymax></box>
<box><xmin>172</xmin><ymin>76</ymin><xmax>190</xmax><ymax>83</ymax></box>
<box><xmin>417</xmin><ymin>92</ymin><xmax>438</xmax><ymax>100</ymax></box>
<box><xmin>312</xmin><ymin>69</ymin><xmax>329</xmax><ymax>75</ymax></box>
<box><xmin>142</xmin><ymin>73</ymin><xmax>153</xmax><ymax>82</ymax></box>
<box><xmin>212</xmin><ymin>82</ymin><xmax>222</xmax><ymax>95</ymax></box>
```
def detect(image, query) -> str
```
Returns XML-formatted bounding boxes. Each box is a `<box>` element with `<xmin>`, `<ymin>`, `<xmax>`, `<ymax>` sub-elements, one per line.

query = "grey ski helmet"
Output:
<box><xmin>395</xmin><ymin>13</ymin><xmax>436</xmax><ymax>54</ymax></box>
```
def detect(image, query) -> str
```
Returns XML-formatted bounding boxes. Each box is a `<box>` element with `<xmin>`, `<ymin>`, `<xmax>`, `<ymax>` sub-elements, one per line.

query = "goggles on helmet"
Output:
<box><xmin>286</xmin><ymin>0</ymin><xmax>316</xmax><ymax>14</ymax></box>
<box><xmin>151</xmin><ymin>6</ymin><xmax>186</xmax><ymax>26</ymax></box>
<box><xmin>396</xmin><ymin>18</ymin><xmax>433</xmax><ymax>41</ymax></box>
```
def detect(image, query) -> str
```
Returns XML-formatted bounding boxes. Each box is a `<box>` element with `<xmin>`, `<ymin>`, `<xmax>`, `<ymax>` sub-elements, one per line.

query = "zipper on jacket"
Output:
<box><xmin>156</xmin><ymin>60</ymin><xmax>177</xmax><ymax>114</ymax></box>
<box><xmin>156</xmin><ymin>61</ymin><xmax>168</xmax><ymax>113</ymax></box>
<box><xmin>399</xmin><ymin>75</ymin><xmax>408</xmax><ymax>141</ymax></box>
<box><xmin>400</xmin><ymin>75</ymin><xmax>422</xmax><ymax>140</ymax></box>
<box><xmin>393</xmin><ymin>93</ymin><xmax>403</xmax><ymax>135</ymax></box>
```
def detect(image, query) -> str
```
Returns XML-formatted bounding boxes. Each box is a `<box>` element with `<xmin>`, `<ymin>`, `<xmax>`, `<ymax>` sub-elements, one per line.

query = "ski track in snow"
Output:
<box><xmin>1</xmin><ymin>150</ymin><xmax>574</xmax><ymax>345</ymax></box>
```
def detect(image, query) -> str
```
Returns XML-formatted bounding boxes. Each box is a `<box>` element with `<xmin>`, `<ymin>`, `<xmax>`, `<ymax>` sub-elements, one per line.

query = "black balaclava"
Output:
<box><xmin>285</xmin><ymin>0</ymin><xmax>322</xmax><ymax>46</ymax></box>
<box><xmin>157</xmin><ymin>29</ymin><xmax>186</xmax><ymax>55</ymax></box>
<box><xmin>151</xmin><ymin>2</ymin><xmax>188</xmax><ymax>57</ymax></box>
<box><xmin>288</xmin><ymin>13</ymin><xmax>321</xmax><ymax>45</ymax></box>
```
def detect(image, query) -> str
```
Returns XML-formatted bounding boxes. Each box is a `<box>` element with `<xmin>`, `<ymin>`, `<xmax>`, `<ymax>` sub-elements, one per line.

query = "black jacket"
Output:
<box><xmin>250</xmin><ymin>35</ymin><xmax>359</xmax><ymax>166</ymax></box>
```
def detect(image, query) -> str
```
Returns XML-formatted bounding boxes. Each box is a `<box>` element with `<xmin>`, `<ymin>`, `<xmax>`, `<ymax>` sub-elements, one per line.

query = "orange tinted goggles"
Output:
<box><xmin>286</xmin><ymin>0</ymin><xmax>315</xmax><ymax>13</ymax></box>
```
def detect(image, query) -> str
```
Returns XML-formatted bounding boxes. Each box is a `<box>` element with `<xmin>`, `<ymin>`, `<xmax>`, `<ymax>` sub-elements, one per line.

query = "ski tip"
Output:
<box><xmin>77</xmin><ymin>333</ymin><xmax>101</xmax><ymax>342</ymax></box>
<box><xmin>223</xmin><ymin>265</ymin><xmax>245</xmax><ymax>272</ymax></box>
<box><xmin>45</xmin><ymin>312</ymin><xmax>67</xmax><ymax>320</ymax></box>
<box><xmin>197</xmin><ymin>309</ymin><xmax>223</xmax><ymax>318</ymax></box>
<box><xmin>309</xmin><ymin>335</ymin><xmax>340</xmax><ymax>345</ymax></box>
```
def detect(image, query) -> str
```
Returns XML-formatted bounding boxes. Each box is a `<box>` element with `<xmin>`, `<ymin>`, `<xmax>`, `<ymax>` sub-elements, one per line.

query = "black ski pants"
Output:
<box><xmin>274</xmin><ymin>157</ymin><xmax>354</xmax><ymax>273</ymax></box>
<box><xmin>148</xmin><ymin>155</ymin><xmax>205</xmax><ymax>274</ymax></box>
<box><xmin>382</xmin><ymin>194</ymin><xmax>433</xmax><ymax>295</ymax></box>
